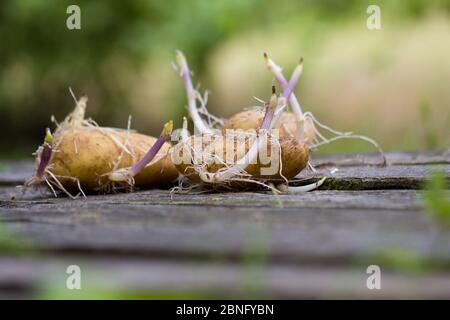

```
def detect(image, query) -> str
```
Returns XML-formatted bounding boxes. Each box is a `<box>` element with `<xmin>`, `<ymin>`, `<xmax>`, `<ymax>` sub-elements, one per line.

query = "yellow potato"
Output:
<box><xmin>223</xmin><ymin>109</ymin><xmax>316</xmax><ymax>145</ymax></box>
<box><xmin>48</xmin><ymin>127</ymin><xmax>178</xmax><ymax>192</ymax></box>
<box><xmin>172</xmin><ymin>133</ymin><xmax>309</xmax><ymax>184</ymax></box>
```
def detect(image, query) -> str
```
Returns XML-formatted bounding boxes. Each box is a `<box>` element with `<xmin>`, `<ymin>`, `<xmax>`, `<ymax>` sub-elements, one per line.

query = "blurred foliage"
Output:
<box><xmin>39</xmin><ymin>282</ymin><xmax>212</xmax><ymax>300</ymax></box>
<box><xmin>423</xmin><ymin>169</ymin><xmax>450</xmax><ymax>227</ymax></box>
<box><xmin>38</xmin><ymin>221</ymin><xmax>271</xmax><ymax>299</ymax></box>
<box><xmin>0</xmin><ymin>0</ymin><xmax>449</xmax><ymax>158</ymax></box>
<box><xmin>372</xmin><ymin>248</ymin><xmax>425</xmax><ymax>273</ymax></box>
<box><xmin>0</xmin><ymin>219</ymin><xmax>34</xmax><ymax>254</ymax></box>
<box><xmin>419</xmin><ymin>100</ymin><xmax>438</xmax><ymax>149</ymax></box>
<box><xmin>364</xmin><ymin>246</ymin><xmax>450</xmax><ymax>273</ymax></box>
<box><xmin>241</xmin><ymin>222</ymin><xmax>270</xmax><ymax>298</ymax></box>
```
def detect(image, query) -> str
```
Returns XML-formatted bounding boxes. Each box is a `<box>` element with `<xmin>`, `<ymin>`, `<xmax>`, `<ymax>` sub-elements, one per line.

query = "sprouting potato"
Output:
<box><xmin>25</xmin><ymin>50</ymin><xmax>384</xmax><ymax>198</ymax></box>
<box><xmin>25</xmin><ymin>94</ymin><xmax>178</xmax><ymax>197</ymax></box>
<box><xmin>173</xmin><ymin>51</ymin><xmax>384</xmax><ymax>192</ymax></box>
<box><xmin>173</xmin><ymin>51</ymin><xmax>313</xmax><ymax>189</ymax></box>
<box><xmin>50</xmin><ymin>127</ymin><xmax>177</xmax><ymax>192</ymax></box>
<box><xmin>172</xmin><ymin>132</ymin><xmax>309</xmax><ymax>185</ymax></box>
<box><xmin>223</xmin><ymin>109</ymin><xmax>316</xmax><ymax>145</ymax></box>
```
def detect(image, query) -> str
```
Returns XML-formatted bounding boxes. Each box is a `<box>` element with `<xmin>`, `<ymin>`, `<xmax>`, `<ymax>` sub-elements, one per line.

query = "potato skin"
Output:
<box><xmin>48</xmin><ymin>127</ymin><xmax>178</xmax><ymax>191</ymax></box>
<box><xmin>173</xmin><ymin>133</ymin><xmax>309</xmax><ymax>184</ymax></box>
<box><xmin>223</xmin><ymin>109</ymin><xmax>315</xmax><ymax>145</ymax></box>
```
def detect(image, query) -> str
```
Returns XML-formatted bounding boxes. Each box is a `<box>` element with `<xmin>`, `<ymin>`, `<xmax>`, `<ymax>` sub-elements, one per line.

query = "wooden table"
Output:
<box><xmin>0</xmin><ymin>150</ymin><xmax>449</xmax><ymax>299</ymax></box>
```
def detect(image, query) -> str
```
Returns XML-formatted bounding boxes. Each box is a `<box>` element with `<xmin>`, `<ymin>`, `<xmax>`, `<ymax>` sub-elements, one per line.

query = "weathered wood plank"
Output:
<box><xmin>1</xmin><ymin>151</ymin><xmax>449</xmax><ymax>189</ymax></box>
<box><xmin>1</xmin><ymin>190</ymin><xmax>448</xmax><ymax>265</ymax></box>
<box><xmin>298</xmin><ymin>164</ymin><xmax>450</xmax><ymax>190</ymax></box>
<box><xmin>299</xmin><ymin>149</ymin><xmax>450</xmax><ymax>189</ymax></box>
<box><xmin>0</xmin><ymin>150</ymin><xmax>449</xmax><ymax>299</ymax></box>
<box><xmin>0</xmin><ymin>160</ymin><xmax>35</xmax><ymax>186</ymax></box>
<box><xmin>0</xmin><ymin>184</ymin><xmax>426</xmax><ymax>208</ymax></box>
<box><xmin>1</xmin><ymin>256</ymin><xmax>450</xmax><ymax>299</ymax></box>
<box><xmin>312</xmin><ymin>149</ymin><xmax>450</xmax><ymax>166</ymax></box>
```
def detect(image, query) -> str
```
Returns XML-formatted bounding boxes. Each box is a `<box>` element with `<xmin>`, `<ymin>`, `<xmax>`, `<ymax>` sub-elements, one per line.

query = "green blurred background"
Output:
<box><xmin>0</xmin><ymin>0</ymin><xmax>449</xmax><ymax>158</ymax></box>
